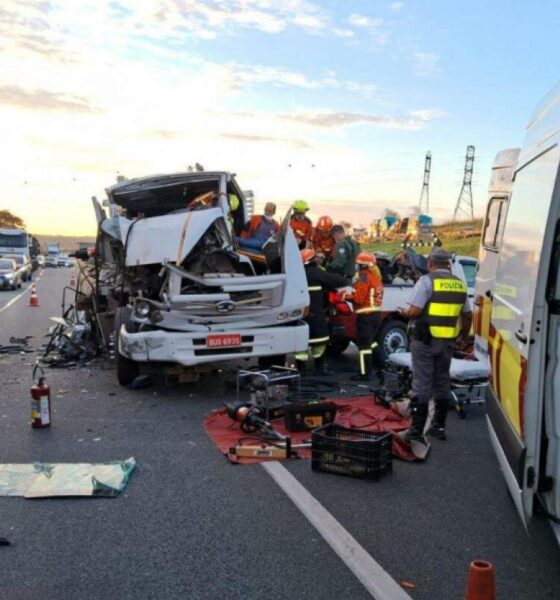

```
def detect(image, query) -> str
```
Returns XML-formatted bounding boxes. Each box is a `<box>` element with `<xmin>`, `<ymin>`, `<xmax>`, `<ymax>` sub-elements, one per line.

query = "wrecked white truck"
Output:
<box><xmin>88</xmin><ymin>171</ymin><xmax>309</xmax><ymax>385</ymax></box>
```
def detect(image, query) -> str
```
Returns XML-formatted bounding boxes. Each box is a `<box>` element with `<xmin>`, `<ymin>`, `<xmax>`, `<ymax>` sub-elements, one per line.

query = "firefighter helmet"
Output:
<box><xmin>228</xmin><ymin>194</ymin><xmax>240</xmax><ymax>211</ymax></box>
<box><xmin>316</xmin><ymin>215</ymin><xmax>333</xmax><ymax>231</ymax></box>
<box><xmin>300</xmin><ymin>248</ymin><xmax>316</xmax><ymax>264</ymax></box>
<box><xmin>293</xmin><ymin>199</ymin><xmax>309</xmax><ymax>212</ymax></box>
<box><xmin>356</xmin><ymin>252</ymin><xmax>376</xmax><ymax>268</ymax></box>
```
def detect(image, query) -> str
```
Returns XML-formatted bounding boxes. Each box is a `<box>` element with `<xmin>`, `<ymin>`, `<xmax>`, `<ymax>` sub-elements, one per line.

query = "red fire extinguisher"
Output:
<box><xmin>31</xmin><ymin>365</ymin><xmax>51</xmax><ymax>429</ymax></box>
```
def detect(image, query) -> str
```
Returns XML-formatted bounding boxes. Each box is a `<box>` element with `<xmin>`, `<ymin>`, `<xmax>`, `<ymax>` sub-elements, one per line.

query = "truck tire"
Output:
<box><xmin>327</xmin><ymin>338</ymin><xmax>350</xmax><ymax>357</ymax></box>
<box><xmin>115</xmin><ymin>306</ymin><xmax>140</xmax><ymax>386</ymax></box>
<box><xmin>376</xmin><ymin>319</ymin><xmax>409</xmax><ymax>363</ymax></box>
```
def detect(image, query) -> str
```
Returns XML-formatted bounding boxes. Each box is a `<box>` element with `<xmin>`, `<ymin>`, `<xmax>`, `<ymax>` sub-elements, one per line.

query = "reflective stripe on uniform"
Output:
<box><xmin>429</xmin><ymin>324</ymin><xmax>460</xmax><ymax>339</ymax></box>
<box><xmin>310</xmin><ymin>343</ymin><xmax>327</xmax><ymax>359</ymax></box>
<box><xmin>308</xmin><ymin>286</ymin><xmax>322</xmax><ymax>292</ymax></box>
<box><xmin>356</xmin><ymin>307</ymin><xmax>381</xmax><ymax>314</ymax></box>
<box><xmin>309</xmin><ymin>336</ymin><xmax>330</xmax><ymax>344</ymax></box>
<box><xmin>359</xmin><ymin>348</ymin><xmax>372</xmax><ymax>375</ymax></box>
<box><xmin>428</xmin><ymin>302</ymin><xmax>463</xmax><ymax>317</ymax></box>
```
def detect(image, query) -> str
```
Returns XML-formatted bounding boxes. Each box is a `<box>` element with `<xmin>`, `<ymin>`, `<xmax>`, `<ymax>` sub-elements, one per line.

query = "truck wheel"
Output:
<box><xmin>327</xmin><ymin>338</ymin><xmax>350</xmax><ymax>357</ymax></box>
<box><xmin>114</xmin><ymin>306</ymin><xmax>140</xmax><ymax>386</ymax></box>
<box><xmin>376</xmin><ymin>319</ymin><xmax>409</xmax><ymax>363</ymax></box>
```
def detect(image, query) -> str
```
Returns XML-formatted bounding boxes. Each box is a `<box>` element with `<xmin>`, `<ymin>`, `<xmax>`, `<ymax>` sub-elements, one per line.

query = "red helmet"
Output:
<box><xmin>356</xmin><ymin>252</ymin><xmax>376</xmax><ymax>268</ymax></box>
<box><xmin>300</xmin><ymin>248</ymin><xmax>316</xmax><ymax>264</ymax></box>
<box><xmin>316</xmin><ymin>215</ymin><xmax>333</xmax><ymax>232</ymax></box>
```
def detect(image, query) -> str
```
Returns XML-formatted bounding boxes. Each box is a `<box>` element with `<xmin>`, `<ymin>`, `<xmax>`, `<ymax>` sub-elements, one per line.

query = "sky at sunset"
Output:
<box><xmin>1</xmin><ymin>0</ymin><xmax>559</xmax><ymax>236</ymax></box>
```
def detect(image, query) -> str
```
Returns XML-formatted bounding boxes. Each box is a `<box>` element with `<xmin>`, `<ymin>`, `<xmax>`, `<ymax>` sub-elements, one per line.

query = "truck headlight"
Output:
<box><xmin>135</xmin><ymin>300</ymin><xmax>151</xmax><ymax>318</ymax></box>
<box><xmin>277</xmin><ymin>312</ymin><xmax>288</xmax><ymax>320</ymax></box>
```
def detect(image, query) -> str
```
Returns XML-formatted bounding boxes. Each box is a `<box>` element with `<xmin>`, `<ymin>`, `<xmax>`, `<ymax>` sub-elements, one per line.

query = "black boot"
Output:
<box><xmin>428</xmin><ymin>397</ymin><xmax>449</xmax><ymax>440</ymax></box>
<box><xmin>296</xmin><ymin>359</ymin><xmax>308</xmax><ymax>376</ymax></box>
<box><xmin>314</xmin><ymin>356</ymin><xmax>333</xmax><ymax>376</ymax></box>
<box><xmin>399</xmin><ymin>399</ymin><xmax>428</xmax><ymax>443</ymax></box>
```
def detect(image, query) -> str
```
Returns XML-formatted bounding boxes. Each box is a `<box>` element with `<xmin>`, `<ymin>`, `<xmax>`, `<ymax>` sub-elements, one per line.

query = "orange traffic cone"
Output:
<box><xmin>465</xmin><ymin>560</ymin><xmax>495</xmax><ymax>600</ymax></box>
<box><xmin>28</xmin><ymin>284</ymin><xmax>40</xmax><ymax>307</ymax></box>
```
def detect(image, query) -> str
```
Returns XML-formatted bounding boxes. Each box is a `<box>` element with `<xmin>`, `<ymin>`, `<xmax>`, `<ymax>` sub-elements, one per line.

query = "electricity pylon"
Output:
<box><xmin>418</xmin><ymin>151</ymin><xmax>431</xmax><ymax>214</ymax></box>
<box><xmin>453</xmin><ymin>145</ymin><xmax>475</xmax><ymax>222</ymax></box>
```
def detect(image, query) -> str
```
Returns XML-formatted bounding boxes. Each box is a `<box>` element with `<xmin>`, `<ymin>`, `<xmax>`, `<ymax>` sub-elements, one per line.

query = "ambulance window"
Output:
<box><xmin>482</xmin><ymin>197</ymin><xmax>506</xmax><ymax>250</ymax></box>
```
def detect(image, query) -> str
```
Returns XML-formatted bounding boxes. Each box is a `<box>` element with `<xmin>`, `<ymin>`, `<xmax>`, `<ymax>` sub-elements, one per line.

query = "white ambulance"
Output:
<box><xmin>474</xmin><ymin>82</ymin><xmax>560</xmax><ymax>542</ymax></box>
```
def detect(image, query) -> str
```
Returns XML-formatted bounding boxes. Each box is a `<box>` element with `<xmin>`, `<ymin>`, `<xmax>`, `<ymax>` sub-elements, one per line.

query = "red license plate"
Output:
<box><xmin>206</xmin><ymin>334</ymin><xmax>242</xmax><ymax>348</ymax></box>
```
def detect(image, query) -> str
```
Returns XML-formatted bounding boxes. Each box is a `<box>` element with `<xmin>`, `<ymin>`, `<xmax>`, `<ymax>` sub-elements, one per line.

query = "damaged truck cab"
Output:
<box><xmin>92</xmin><ymin>171</ymin><xmax>309</xmax><ymax>384</ymax></box>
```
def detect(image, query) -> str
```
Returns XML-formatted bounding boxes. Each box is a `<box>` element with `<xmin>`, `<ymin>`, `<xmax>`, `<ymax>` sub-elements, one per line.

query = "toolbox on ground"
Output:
<box><xmin>284</xmin><ymin>401</ymin><xmax>338</xmax><ymax>432</ymax></box>
<box><xmin>311</xmin><ymin>424</ymin><xmax>392</xmax><ymax>481</ymax></box>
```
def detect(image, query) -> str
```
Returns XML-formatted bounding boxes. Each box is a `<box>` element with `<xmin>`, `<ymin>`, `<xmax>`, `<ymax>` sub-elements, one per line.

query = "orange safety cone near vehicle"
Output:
<box><xmin>28</xmin><ymin>284</ymin><xmax>40</xmax><ymax>307</ymax></box>
<box><xmin>465</xmin><ymin>560</ymin><xmax>495</xmax><ymax>600</ymax></box>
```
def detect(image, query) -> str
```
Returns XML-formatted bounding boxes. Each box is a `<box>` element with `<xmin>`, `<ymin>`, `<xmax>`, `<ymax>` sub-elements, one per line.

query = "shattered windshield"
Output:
<box><xmin>111</xmin><ymin>177</ymin><xmax>222</xmax><ymax>218</ymax></box>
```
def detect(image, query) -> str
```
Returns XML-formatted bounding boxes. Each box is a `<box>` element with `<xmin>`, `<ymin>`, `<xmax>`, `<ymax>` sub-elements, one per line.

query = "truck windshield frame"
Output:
<box><xmin>0</xmin><ymin>232</ymin><xmax>28</xmax><ymax>248</ymax></box>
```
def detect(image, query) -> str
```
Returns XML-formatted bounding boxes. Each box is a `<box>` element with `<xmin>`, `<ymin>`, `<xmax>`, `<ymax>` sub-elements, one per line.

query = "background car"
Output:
<box><xmin>44</xmin><ymin>256</ymin><xmax>58</xmax><ymax>268</ymax></box>
<box><xmin>0</xmin><ymin>258</ymin><xmax>22</xmax><ymax>290</ymax></box>
<box><xmin>2</xmin><ymin>254</ymin><xmax>32</xmax><ymax>281</ymax></box>
<box><xmin>56</xmin><ymin>254</ymin><xmax>73</xmax><ymax>267</ymax></box>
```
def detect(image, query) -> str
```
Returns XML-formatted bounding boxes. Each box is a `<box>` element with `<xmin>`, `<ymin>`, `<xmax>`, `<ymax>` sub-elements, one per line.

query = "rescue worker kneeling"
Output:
<box><xmin>344</xmin><ymin>252</ymin><xmax>384</xmax><ymax>381</ymax></box>
<box><xmin>399</xmin><ymin>247</ymin><xmax>472</xmax><ymax>456</ymax></box>
<box><xmin>297</xmin><ymin>249</ymin><xmax>348</xmax><ymax>376</ymax></box>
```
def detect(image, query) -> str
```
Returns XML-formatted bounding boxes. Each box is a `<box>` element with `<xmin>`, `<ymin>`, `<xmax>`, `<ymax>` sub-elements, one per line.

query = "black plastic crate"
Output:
<box><xmin>311</xmin><ymin>424</ymin><xmax>392</xmax><ymax>481</ymax></box>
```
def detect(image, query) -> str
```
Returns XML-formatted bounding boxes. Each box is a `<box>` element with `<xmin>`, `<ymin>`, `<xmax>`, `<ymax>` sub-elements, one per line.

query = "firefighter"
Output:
<box><xmin>312</xmin><ymin>215</ymin><xmax>335</xmax><ymax>259</ymax></box>
<box><xmin>289</xmin><ymin>200</ymin><xmax>313</xmax><ymax>249</ymax></box>
<box><xmin>240</xmin><ymin>202</ymin><xmax>280</xmax><ymax>248</ymax></box>
<box><xmin>327</xmin><ymin>224</ymin><xmax>361</xmax><ymax>283</ymax></box>
<box><xmin>344</xmin><ymin>252</ymin><xmax>384</xmax><ymax>381</ymax></box>
<box><xmin>297</xmin><ymin>248</ymin><xmax>348</xmax><ymax>376</ymax></box>
<box><xmin>398</xmin><ymin>247</ymin><xmax>472</xmax><ymax>455</ymax></box>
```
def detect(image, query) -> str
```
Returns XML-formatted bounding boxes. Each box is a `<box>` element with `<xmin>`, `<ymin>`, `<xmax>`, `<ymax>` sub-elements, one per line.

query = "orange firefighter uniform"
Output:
<box><xmin>346</xmin><ymin>254</ymin><xmax>384</xmax><ymax>378</ymax></box>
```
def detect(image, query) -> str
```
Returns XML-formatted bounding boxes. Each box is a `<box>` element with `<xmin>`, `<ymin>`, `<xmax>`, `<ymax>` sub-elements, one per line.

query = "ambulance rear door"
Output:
<box><xmin>486</xmin><ymin>143</ymin><xmax>560</xmax><ymax>527</ymax></box>
<box><xmin>473</xmin><ymin>148</ymin><xmax>519</xmax><ymax>364</ymax></box>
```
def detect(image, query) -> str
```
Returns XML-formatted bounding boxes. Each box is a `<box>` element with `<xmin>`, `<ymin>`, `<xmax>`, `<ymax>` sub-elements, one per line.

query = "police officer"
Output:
<box><xmin>399</xmin><ymin>247</ymin><xmax>472</xmax><ymax>455</ymax></box>
<box><xmin>344</xmin><ymin>252</ymin><xmax>384</xmax><ymax>380</ymax></box>
<box><xmin>327</xmin><ymin>225</ymin><xmax>360</xmax><ymax>283</ymax></box>
<box><xmin>298</xmin><ymin>248</ymin><xmax>348</xmax><ymax>376</ymax></box>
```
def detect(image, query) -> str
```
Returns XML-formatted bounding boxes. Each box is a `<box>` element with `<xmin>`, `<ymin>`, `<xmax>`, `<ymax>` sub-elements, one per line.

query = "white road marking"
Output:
<box><xmin>262</xmin><ymin>461</ymin><xmax>413</xmax><ymax>600</ymax></box>
<box><xmin>0</xmin><ymin>283</ymin><xmax>34</xmax><ymax>314</ymax></box>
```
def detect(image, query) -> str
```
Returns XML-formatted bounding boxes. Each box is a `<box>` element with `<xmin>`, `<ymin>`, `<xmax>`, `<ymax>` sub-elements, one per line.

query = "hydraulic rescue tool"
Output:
<box><xmin>225</xmin><ymin>401</ymin><xmax>309</xmax><ymax>459</ymax></box>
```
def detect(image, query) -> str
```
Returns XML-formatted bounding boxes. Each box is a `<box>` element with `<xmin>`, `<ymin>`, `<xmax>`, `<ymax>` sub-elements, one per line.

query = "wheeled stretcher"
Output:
<box><xmin>385</xmin><ymin>352</ymin><xmax>489</xmax><ymax>418</ymax></box>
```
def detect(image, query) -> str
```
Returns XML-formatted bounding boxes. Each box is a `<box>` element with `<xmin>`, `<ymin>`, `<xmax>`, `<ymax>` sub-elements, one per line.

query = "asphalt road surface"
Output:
<box><xmin>1</xmin><ymin>268</ymin><xmax>560</xmax><ymax>600</ymax></box>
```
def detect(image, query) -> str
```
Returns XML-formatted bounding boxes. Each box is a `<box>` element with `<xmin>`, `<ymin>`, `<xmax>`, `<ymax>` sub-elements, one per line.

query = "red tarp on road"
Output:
<box><xmin>204</xmin><ymin>396</ymin><xmax>416</xmax><ymax>463</ymax></box>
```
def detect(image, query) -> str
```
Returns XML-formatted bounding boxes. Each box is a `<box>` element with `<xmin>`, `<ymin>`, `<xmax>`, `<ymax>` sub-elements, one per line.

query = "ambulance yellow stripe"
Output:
<box><xmin>498</xmin><ymin>339</ymin><xmax>523</xmax><ymax>436</ymax></box>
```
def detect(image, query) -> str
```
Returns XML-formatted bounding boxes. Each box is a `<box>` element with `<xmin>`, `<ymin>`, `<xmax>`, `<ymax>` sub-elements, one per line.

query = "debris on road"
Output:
<box><xmin>0</xmin><ymin>338</ymin><xmax>34</xmax><ymax>354</ymax></box>
<box><xmin>0</xmin><ymin>457</ymin><xmax>136</xmax><ymax>498</ymax></box>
